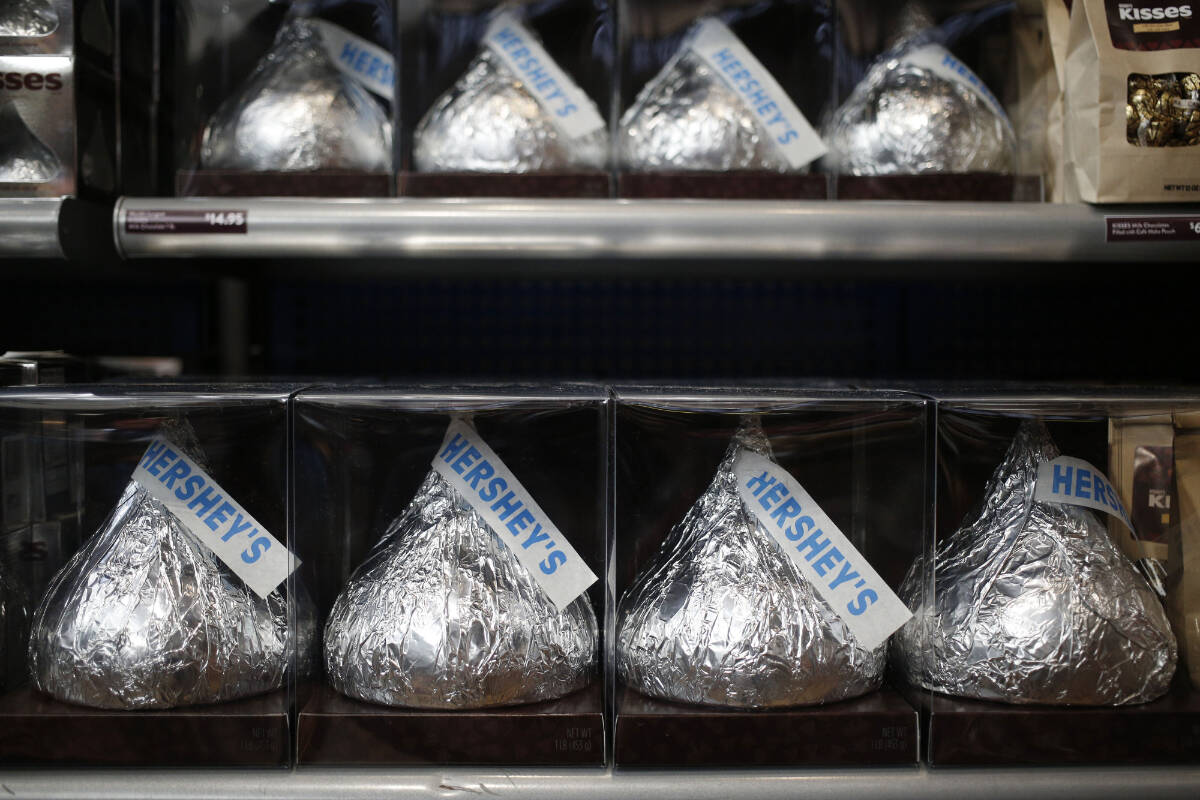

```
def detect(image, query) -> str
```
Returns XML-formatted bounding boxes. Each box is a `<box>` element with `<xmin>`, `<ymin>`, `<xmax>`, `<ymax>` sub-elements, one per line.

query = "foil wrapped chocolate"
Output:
<box><xmin>617</xmin><ymin>418</ymin><xmax>885</xmax><ymax>708</ymax></box>
<box><xmin>28</xmin><ymin>422</ymin><xmax>299</xmax><ymax>710</ymax></box>
<box><xmin>323</xmin><ymin>446</ymin><xmax>598</xmax><ymax>709</ymax></box>
<box><xmin>201</xmin><ymin>18</ymin><xmax>392</xmax><ymax>172</ymax></box>
<box><xmin>895</xmin><ymin>420</ymin><xmax>1177</xmax><ymax>706</ymax></box>
<box><xmin>822</xmin><ymin>42</ymin><xmax>1016</xmax><ymax>175</ymax></box>
<box><xmin>414</xmin><ymin>37</ymin><xmax>607</xmax><ymax>172</ymax></box>
<box><xmin>0</xmin><ymin>0</ymin><xmax>58</xmax><ymax>37</ymax></box>
<box><xmin>0</xmin><ymin>102</ymin><xmax>61</xmax><ymax>183</ymax></box>
<box><xmin>620</xmin><ymin>28</ymin><xmax>793</xmax><ymax>172</ymax></box>
<box><xmin>1127</xmin><ymin>72</ymin><xmax>1200</xmax><ymax>148</ymax></box>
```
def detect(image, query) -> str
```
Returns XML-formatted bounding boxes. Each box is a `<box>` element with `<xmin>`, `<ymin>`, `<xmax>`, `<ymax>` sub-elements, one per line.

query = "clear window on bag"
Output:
<box><xmin>1127</xmin><ymin>72</ymin><xmax>1200</xmax><ymax>147</ymax></box>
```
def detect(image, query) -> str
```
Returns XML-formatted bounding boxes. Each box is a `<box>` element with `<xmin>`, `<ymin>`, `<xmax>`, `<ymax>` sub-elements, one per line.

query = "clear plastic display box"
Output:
<box><xmin>906</xmin><ymin>392</ymin><xmax>1200</xmax><ymax>766</ymax></box>
<box><xmin>293</xmin><ymin>385</ymin><xmax>608</xmax><ymax>766</ymax></box>
<box><xmin>611</xmin><ymin>386</ymin><xmax>929</xmax><ymax>767</ymax></box>
<box><xmin>0</xmin><ymin>384</ymin><xmax>298</xmax><ymax>767</ymax></box>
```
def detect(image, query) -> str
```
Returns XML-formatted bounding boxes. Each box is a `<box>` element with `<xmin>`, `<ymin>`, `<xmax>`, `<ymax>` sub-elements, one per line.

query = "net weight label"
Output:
<box><xmin>125</xmin><ymin>209</ymin><xmax>248</xmax><ymax>234</ymax></box>
<box><xmin>1106</xmin><ymin>215</ymin><xmax>1200</xmax><ymax>242</ymax></box>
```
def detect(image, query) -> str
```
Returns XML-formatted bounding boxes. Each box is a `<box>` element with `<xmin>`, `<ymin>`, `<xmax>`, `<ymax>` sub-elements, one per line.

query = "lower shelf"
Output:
<box><xmin>0</xmin><ymin>765</ymin><xmax>1196</xmax><ymax>799</ymax></box>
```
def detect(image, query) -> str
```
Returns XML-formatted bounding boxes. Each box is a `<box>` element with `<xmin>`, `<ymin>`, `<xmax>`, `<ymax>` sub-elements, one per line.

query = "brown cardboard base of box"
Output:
<box><xmin>401</xmin><ymin>171</ymin><xmax>612</xmax><ymax>198</ymax></box>
<box><xmin>916</xmin><ymin>676</ymin><xmax>1200</xmax><ymax>765</ymax></box>
<box><xmin>618</xmin><ymin>171</ymin><xmax>830</xmax><ymax>200</ymax></box>
<box><xmin>836</xmin><ymin>174</ymin><xmax>1044</xmax><ymax>202</ymax></box>
<box><xmin>0</xmin><ymin>686</ymin><xmax>289</xmax><ymax>766</ymax></box>
<box><xmin>297</xmin><ymin>682</ymin><xmax>604</xmax><ymax>766</ymax></box>
<box><xmin>614</xmin><ymin>685</ymin><xmax>918</xmax><ymax>767</ymax></box>
<box><xmin>176</xmin><ymin>170</ymin><xmax>393</xmax><ymax>197</ymax></box>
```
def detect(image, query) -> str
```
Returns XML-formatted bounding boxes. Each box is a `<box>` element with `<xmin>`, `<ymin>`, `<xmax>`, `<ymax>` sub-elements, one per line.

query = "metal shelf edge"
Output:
<box><xmin>113</xmin><ymin>197</ymin><xmax>1200</xmax><ymax>262</ymax></box>
<box><xmin>0</xmin><ymin>198</ymin><xmax>67</xmax><ymax>259</ymax></box>
<box><xmin>0</xmin><ymin>766</ymin><xmax>1197</xmax><ymax>800</ymax></box>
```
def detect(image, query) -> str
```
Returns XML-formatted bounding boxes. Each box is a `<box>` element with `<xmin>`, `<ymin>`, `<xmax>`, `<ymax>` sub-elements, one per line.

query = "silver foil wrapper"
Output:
<box><xmin>201</xmin><ymin>18</ymin><xmax>392</xmax><ymax>172</ymax></box>
<box><xmin>822</xmin><ymin>44</ymin><xmax>1016</xmax><ymax>175</ymax></box>
<box><xmin>620</xmin><ymin>35</ymin><xmax>793</xmax><ymax>172</ymax></box>
<box><xmin>0</xmin><ymin>0</ymin><xmax>58</xmax><ymax>37</ymax></box>
<box><xmin>617</xmin><ymin>418</ymin><xmax>885</xmax><ymax>708</ymax></box>
<box><xmin>0</xmin><ymin>102</ymin><xmax>61</xmax><ymax>183</ymax></box>
<box><xmin>324</xmin><ymin>465</ymin><xmax>598</xmax><ymax>709</ymax></box>
<box><xmin>414</xmin><ymin>45</ymin><xmax>607</xmax><ymax>172</ymax></box>
<box><xmin>28</xmin><ymin>426</ymin><xmax>299</xmax><ymax>710</ymax></box>
<box><xmin>895</xmin><ymin>420</ymin><xmax>1177</xmax><ymax>706</ymax></box>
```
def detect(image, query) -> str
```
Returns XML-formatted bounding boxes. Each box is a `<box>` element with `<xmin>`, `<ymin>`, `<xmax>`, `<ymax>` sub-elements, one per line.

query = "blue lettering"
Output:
<box><xmin>148</xmin><ymin>448</ymin><xmax>177</xmax><ymax>477</ymax></box>
<box><xmin>463</xmin><ymin>459</ymin><xmax>495</xmax><ymax>490</ymax></box>
<box><xmin>540</xmin><ymin>550</ymin><xmax>567</xmax><ymax>575</ymax></box>
<box><xmin>452</xmin><ymin>446</ymin><xmax>481</xmax><ymax>475</ymax></box>
<box><xmin>1051</xmin><ymin>464</ymin><xmax>1073</xmax><ymax>495</ymax></box>
<box><xmin>141</xmin><ymin>440</ymin><xmax>166</xmax><ymax>469</ymax></box>
<box><xmin>187</xmin><ymin>486</ymin><xmax>222</xmax><ymax>517</ymax></box>
<box><xmin>777</xmin><ymin>130</ymin><xmax>799</xmax><ymax>145</ymax></box>
<box><xmin>1074</xmin><ymin>468</ymin><xmax>1091</xmax><ymax>499</ymax></box>
<box><xmin>221</xmin><ymin>513</ymin><xmax>254</xmax><ymax>543</ymax></box>
<box><xmin>828</xmin><ymin>561</ymin><xmax>861</xmax><ymax>591</ymax></box>
<box><xmin>480</xmin><ymin>475</ymin><xmax>507</xmax><ymax>503</ymax></box>
<box><xmin>786</xmin><ymin>515</ymin><xmax>816</xmax><ymax>542</ymax></box>
<box><xmin>506</xmin><ymin>508</ymin><xmax>535</xmax><ymax>538</ymax></box>
<box><xmin>161</xmin><ymin>459</ymin><xmax>190</xmax><ymax>490</ymax></box>
<box><xmin>745</xmin><ymin>470</ymin><xmax>776</xmax><ymax>497</ymax></box>
<box><xmin>241</xmin><ymin>536</ymin><xmax>271</xmax><ymax>564</ymax></box>
<box><xmin>440</xmin><ymin>433</ymin><xmax>469</xmax><ymax>463</ymax></box>
<box><xmin>812</xmin><ymin>546</ymin><xmax>844</xmax><ymax>578</ymax></box>
<box><xmin>848</xmin><ymin>589</ymin><xmax>878</xmax><ymax>616</ymax></box>
<box><xmin>205</xmin><ymin>501</ymin><xmax>236</xmax><ymax>532</ymax></box>
<box><xmin>760</xmin><ymin>481</ymin><xmax>788</xmax><ymax>511</ymax></box>
<box><xmin>175</xmin><ymin>474</ymin><xmax>204</xmax><ymax>502</ymax></box>
<box><xmin>795</xmin><ymin>528</ymin><xmax>831</xmax><ymax>561</ymax></box>
<box><xmin>770</xmin><ymin>497</ymin><xmax>802</xmax><ymax>528</ymax></box>
<box><xmin>521</xmin><ymin>524</ymin><xmax>551</xmax><ymax>550</ymax></box>
<box><xmin>491</xmin><ymin>491</ymin><xmax>523</xmax><ymax>521</ymax></box>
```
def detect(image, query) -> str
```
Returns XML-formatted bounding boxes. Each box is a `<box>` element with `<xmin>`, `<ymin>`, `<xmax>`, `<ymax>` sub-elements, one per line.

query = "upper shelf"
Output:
<box><xmin>113</xmin><ymin>197</ymin><xmax>1200</xmax><ymax>262</ymax></box>
<box><xmin>0</xmin><ymin>198</ymin><xmax>68</xmax><ymax>258</ymax></box>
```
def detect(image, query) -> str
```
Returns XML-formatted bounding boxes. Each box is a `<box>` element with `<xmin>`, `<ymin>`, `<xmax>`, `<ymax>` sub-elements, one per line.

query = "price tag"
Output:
<box><xmin>124</xmin><ymin>210</ymin><xmax>247</xmax><ymax>234</ymax></box>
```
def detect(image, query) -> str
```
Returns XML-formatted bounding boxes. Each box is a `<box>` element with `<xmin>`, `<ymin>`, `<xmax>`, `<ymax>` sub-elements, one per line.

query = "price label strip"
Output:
<box><xmin>733</xmin><ymin>451</ymin><xmax>912</xmax><ymax>652</ymax></box>
<box><xmin>432</xmin><ymin>419</ymin><xmax>598</xmax><ymax>611</ymax></box>
<box><xmin>124</xmin><ymin>209</ymin><xmax>248</xmax><ymax>235</ymax></box>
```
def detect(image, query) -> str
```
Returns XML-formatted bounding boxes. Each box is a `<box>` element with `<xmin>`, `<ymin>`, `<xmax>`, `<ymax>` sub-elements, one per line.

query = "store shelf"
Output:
<box><xmin>0</xmin><ymin>766</ymin><xmax>1197</xmax><ymax>799</ymax></box>
<box><xmin>113</xmin><ymin>197</ymin><xmax>1200</xmax><ymax>262</ymax></box>
<box><xmin>0</xmin><ymin>198</ymin><xmax>69</xmax><ymax>258</ymax></box>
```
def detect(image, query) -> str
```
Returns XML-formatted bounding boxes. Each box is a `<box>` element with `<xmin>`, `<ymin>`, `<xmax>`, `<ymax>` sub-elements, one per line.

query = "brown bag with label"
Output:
<box><xmin>1171</xmin><ymin>412</ymin><xmax>1200</xmax><ymax>690</ymax></box>
<box><xmin>1064</xmin><ymin>0</ymin><xmax>1200</xmax><ymax>202</ymax></box>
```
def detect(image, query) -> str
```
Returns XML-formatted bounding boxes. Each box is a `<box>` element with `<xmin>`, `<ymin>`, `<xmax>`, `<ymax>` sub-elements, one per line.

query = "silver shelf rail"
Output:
<box><xmin>0</xmin><ymin>198</ymin><xmax>67</xmax><ymax>259</ymax></box>
<box><xmin>0</xmin><ymin>766</ymin><xmax>1197</xmax><ymax>800</ymax></box>
<box><xmin>113</xmin><ymin>197</ymin><xmax>1200</xmax><ymax>261</ymax></box>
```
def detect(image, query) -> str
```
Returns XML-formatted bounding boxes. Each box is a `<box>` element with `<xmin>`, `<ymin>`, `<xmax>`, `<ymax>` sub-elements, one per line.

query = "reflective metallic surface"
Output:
<box><xmin>823</xmin><ymin>45</ymin><xmax>1015</xmax><ymax>175</ymax></box>
<box><xmin>617</xmin><ymin>418</ymin><xmax>884</xmax><ymax>708</ymax></box>
<box><xmin>415</xmin><ymin>48</ymin><xmax>607</xmax><ymax>172</ymax></box>
<box><xmin>201</xmin><ymin>19</ymin><xmax>392</xmax><ymax>172</ymax></box>
<box><xmin>28</xmin><ymin>426</ymin><xmax>296</xmax><ymax>710</ymax></box>
<box><xmin>895</xmin><ymin>420</ymin><xmax>1177</xmax><ymax>706</ymax></box>
<box><xmin>324</xmin><ymin>467</ymin><xmax>598</xmax><ymax>709</ymax></box>
<box><xmin>0</xmin><ymin>0</ymin><xmax>58</xmax><ymax>37</ymax></box>
<box><xmin>621</xmin><ymin>45</ymin><xmax>792</xmax><ymax>172</ymax></box>
<box><xmin>0</xmin><ymin>103</ymin><xmax>62</xmax><ymax>183</ymax></box>
<box><xmin>114</xmin><ymin>197</ymin><xmax>1200</xmax><ymax>264</ymax></box>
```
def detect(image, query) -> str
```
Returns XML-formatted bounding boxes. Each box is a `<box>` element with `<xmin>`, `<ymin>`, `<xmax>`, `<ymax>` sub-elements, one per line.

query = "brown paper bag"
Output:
<box><xmin>1064</xmin><ymin>0</ymin><xmax>1200</xmax><ymax>202</ymax></box>
<box><xmin>1171</xmin><ymin>412</ymin><xmax>1200</xmax><ymax>690</ymax></box>
<box><xmin>1042</xmin><ymin>0</ymin><xmax>1072</xmax><ymax>201</ymax></box>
